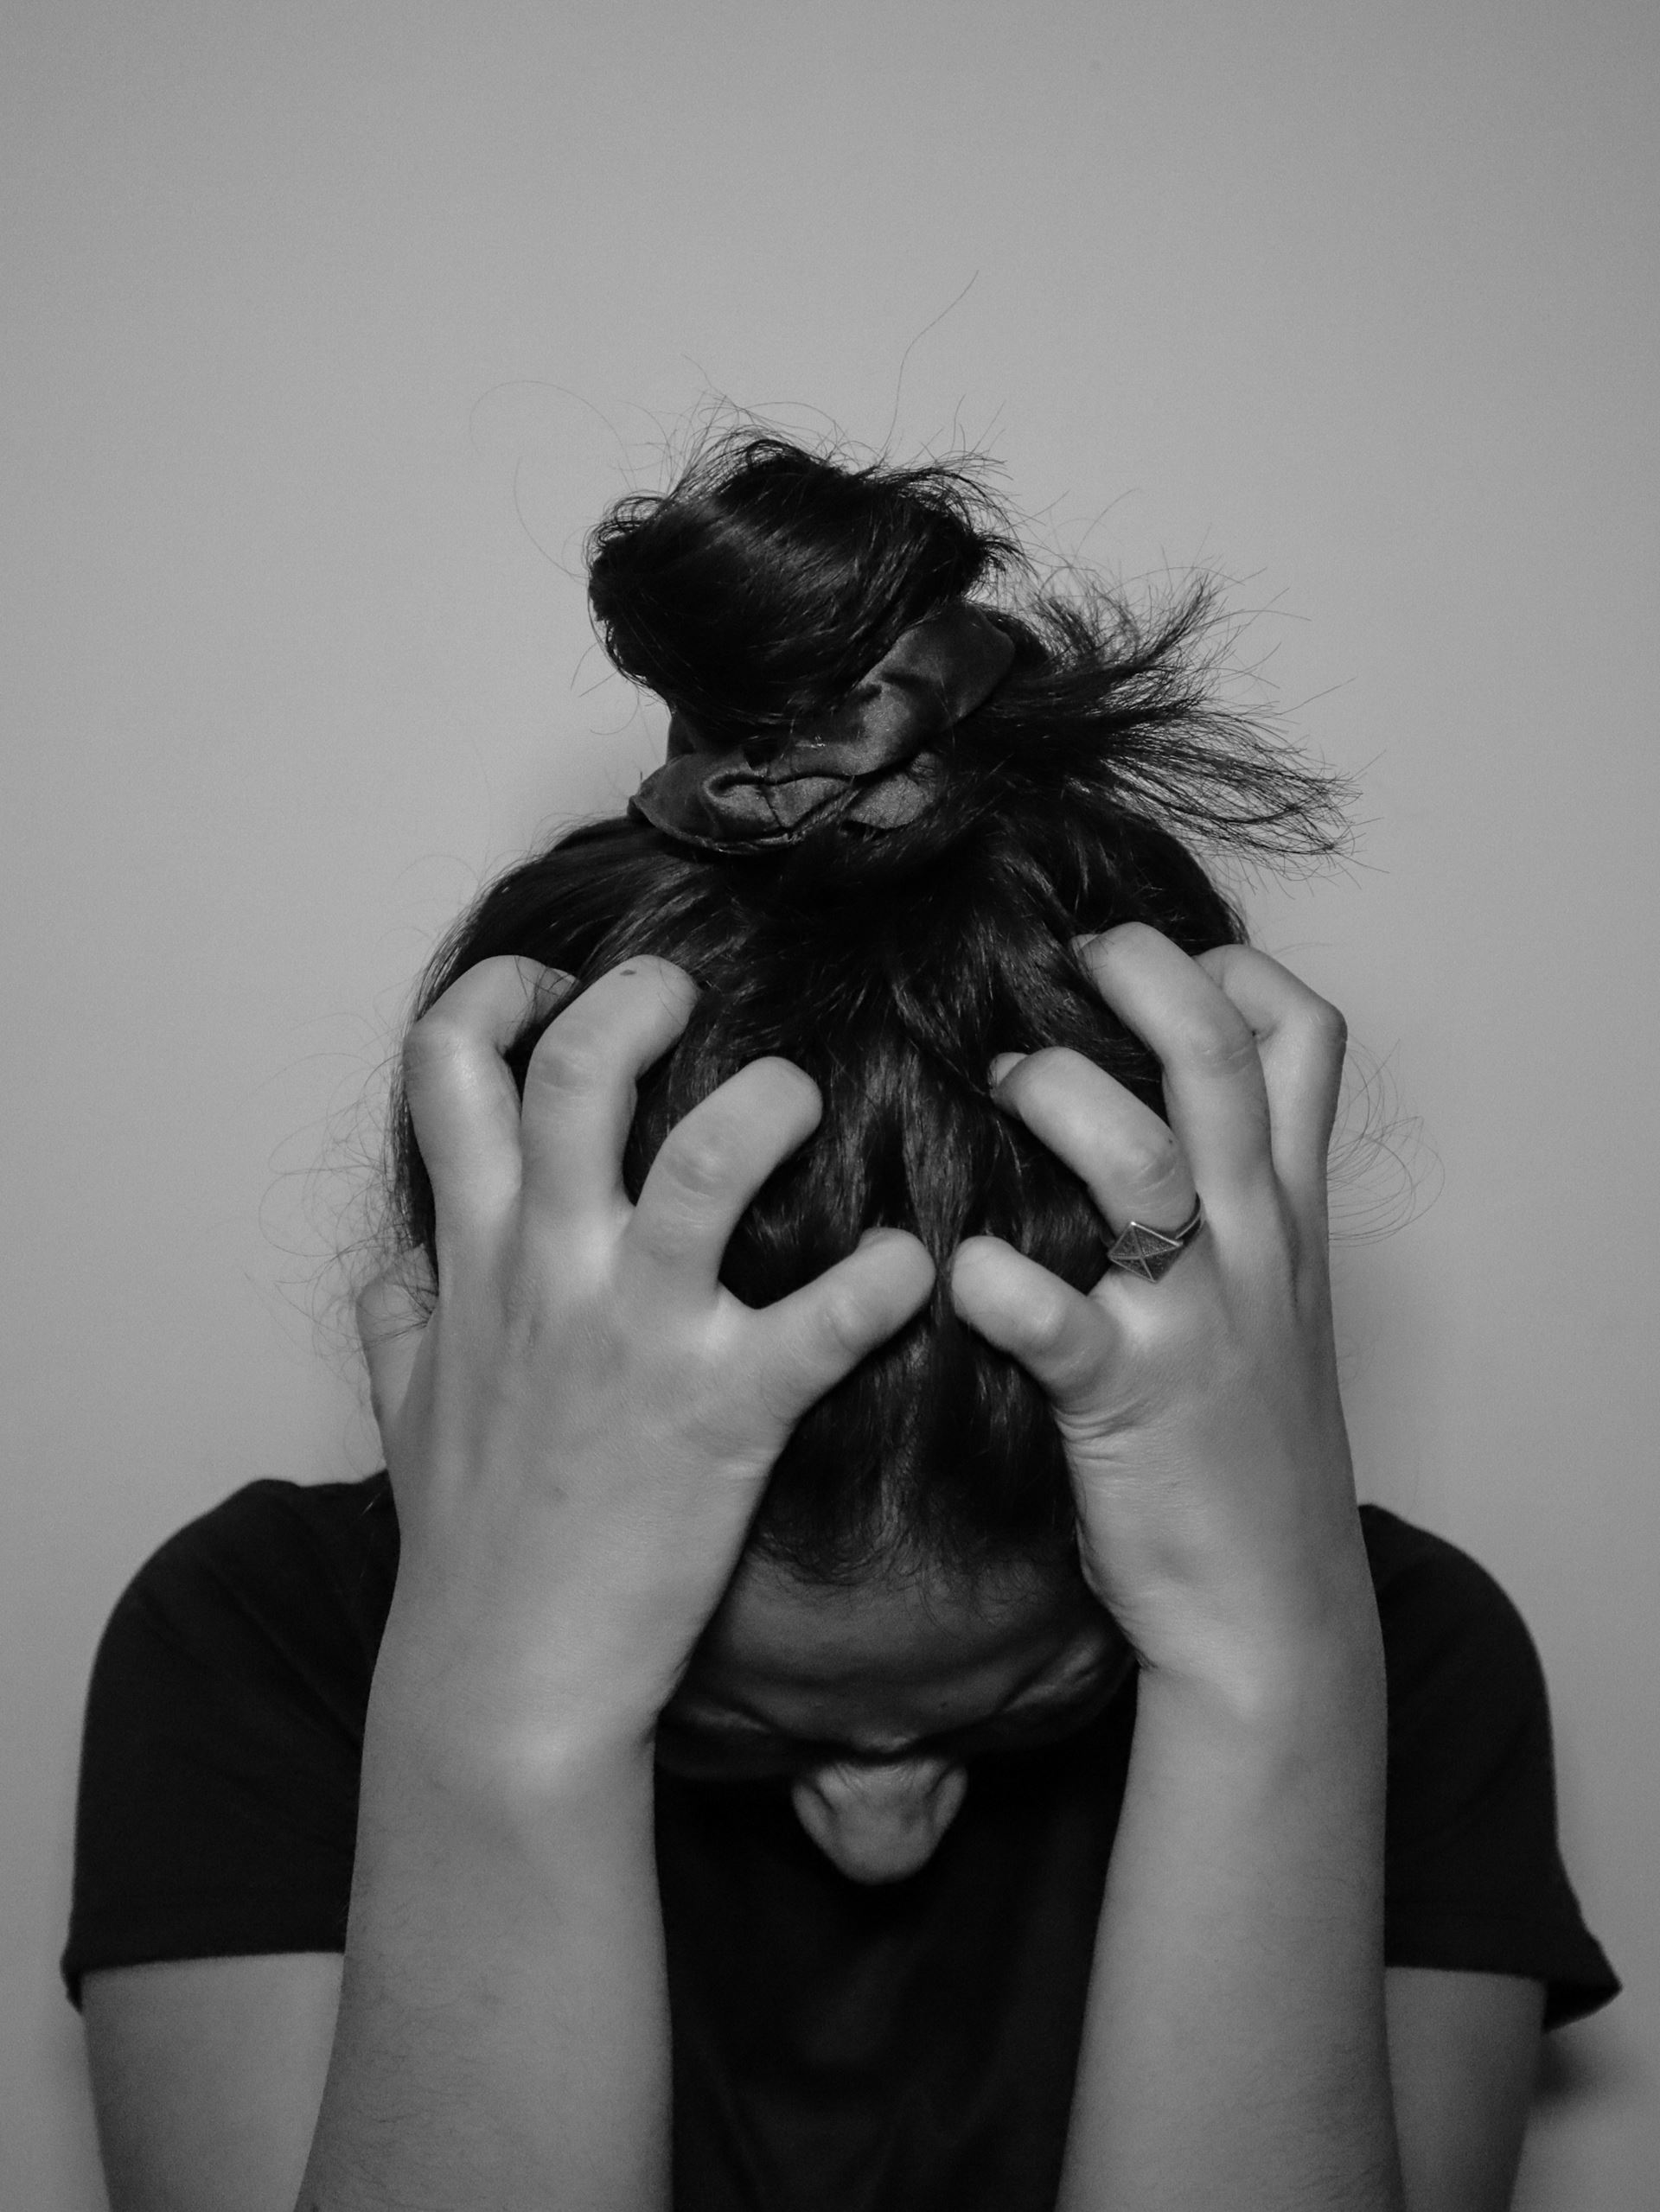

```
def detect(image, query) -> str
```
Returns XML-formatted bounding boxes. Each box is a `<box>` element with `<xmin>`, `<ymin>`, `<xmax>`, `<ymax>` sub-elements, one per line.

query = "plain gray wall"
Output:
<box><xmin>4</xmin><ymin>2</ymin><xmax>1654</xmax><ymax>2202</ymax></box>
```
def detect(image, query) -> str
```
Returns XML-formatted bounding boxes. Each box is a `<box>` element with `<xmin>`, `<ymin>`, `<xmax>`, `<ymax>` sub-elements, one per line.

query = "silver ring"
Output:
<box><xmin>1106</xmin><ymin>1197</ymin><xmax>1205</xmax><ymax>1284</ymax></box>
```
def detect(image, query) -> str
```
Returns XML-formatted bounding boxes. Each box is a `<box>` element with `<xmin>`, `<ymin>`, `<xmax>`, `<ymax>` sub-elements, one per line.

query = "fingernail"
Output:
<box><xmin>988</xmin><ymin>1052</ymin><xmax>1026</xmax><ymax>1088</ymax></box>
<box><xmin>1071</xmin><ymin>931</ymin><xmax>1125</xmax><ymax>967</ymax></box>
<box><xmin>857</xmin><ymin>1225</ymin><xmax>913</xmax><ymax>1252</ymax></box>
<box><xmin>532</xmin><ymin>966</ymin><xmax>577</xmax><ymax>1006</ymax></box>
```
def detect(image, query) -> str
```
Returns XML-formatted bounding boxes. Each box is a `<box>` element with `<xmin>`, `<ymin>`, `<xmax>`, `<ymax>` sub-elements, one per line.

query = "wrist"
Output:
<box><xmin>366</xmin><ymin>1600</ymin><xmax>663</xmax><ymax>1834</ymax></box>
<box><xmin>1135</xmin><ymin>1603</ymin><xmax>1387</xmax><ymax>1771</ymax></box>
<box><xmin>1123</xmin><ymin>1509</ymin><xmax>1383</xmax><ymax>1715</ymax></box>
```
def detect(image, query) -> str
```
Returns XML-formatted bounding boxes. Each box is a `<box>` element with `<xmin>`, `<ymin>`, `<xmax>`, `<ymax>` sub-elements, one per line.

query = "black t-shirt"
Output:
<box><xmin>63</xmin><ymin>1476</ymin><xmax>1618</xmax><ymax>2212</ymax></box>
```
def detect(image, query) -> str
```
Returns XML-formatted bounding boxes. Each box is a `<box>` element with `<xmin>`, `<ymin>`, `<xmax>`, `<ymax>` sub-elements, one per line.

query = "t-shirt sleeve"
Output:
<box><xmin>61</xmin><ymin>1479</ymin><xmax>390</xmax><ymax>2007</ymax></box>
<box><xmin>1365</xmin><ymin>1508</ymin><xmax>1619</xmax><ymax>2029</ymax></box>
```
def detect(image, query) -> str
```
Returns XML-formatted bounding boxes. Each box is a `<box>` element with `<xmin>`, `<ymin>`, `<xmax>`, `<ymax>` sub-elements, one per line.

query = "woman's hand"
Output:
<box><xmin>950</xmin><ymin>922</ymin><xmax>1368</xmax><ymax>1695</ymax></box>
<box><xmin>357</xmin><ymin>953</ymin><xmax>935</xmax><ymax>1761</ymax></box>
<box><xmin>966</xmin><ymin>927</ymin><xmax>1401</xmax><ymax>2210</ymax></box>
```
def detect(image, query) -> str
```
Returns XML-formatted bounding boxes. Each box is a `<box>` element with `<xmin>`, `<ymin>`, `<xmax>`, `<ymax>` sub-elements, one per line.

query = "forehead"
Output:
<box><xmin>693</xmin><ymin>1550</ymin><xmax>1097</xmax><ymax>1703</ymax></box>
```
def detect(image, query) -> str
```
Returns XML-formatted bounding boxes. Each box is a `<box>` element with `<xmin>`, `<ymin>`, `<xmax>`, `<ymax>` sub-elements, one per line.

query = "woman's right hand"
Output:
<box><xmin>355</xmin><ymin>953</ymin><xmax>935</xmax><ymax>1769</ymax></box>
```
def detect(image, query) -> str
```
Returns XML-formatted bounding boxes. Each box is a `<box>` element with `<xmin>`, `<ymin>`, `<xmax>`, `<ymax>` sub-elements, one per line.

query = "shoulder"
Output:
<box><xmin>65</xmin><ymin>1475</ymin><xmax>398</xmax><ymax>2002</ymax></box>
<box><xmin>101</xmin><ymin>1471</ymin><xmax>399</xmax><ymax>1691</ymax></box>
<box><xmin>122</xmin><ymin>1467</ymin><xmax>399</xmax><ymax>1601</ymax></box>
<box><xmin>1360</xmin><ymin>1503</ymin><xmax>1543</xmax><ymax>1706</ymax></box>
<box><xmin>1358</xmin><ymin>1505</ymin><xmax>1618</xmax><ymax>2027</ymax></box>
<box><xmin>1360</xmin><ymin>1502</ymin><xmax>1555</xmax><ymax>1823</ymax></box>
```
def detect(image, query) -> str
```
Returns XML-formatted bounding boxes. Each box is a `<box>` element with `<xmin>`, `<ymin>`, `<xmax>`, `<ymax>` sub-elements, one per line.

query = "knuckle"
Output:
<box><xmin>1021</xmin><ymin>1288</ymin><xmax>1075</xmax><ymax>1360</ymax></box>
<box><xmin>819</xmin><ymin>1281</ymin><xmax>871</xmax><ymax>1359</ymax></box>
<box><xmin>1181</xmin><ymin>1011</ymin><xmax>1259</xmax><ymax>1078</ymax></box>
<box><xmin>526</xmin><ymin>1022</ymin><xmax>610</xmax><ymax>1097</ymax></box>
<box><xmin>401</xmin><ymin>1010</ymin><xmax>464</xmax><ymax>1085</ymax></box>
<box><xmin>1306</xmin><ymin>996</ymin><xmax>1349</xmax><ymax>1056</ymax></box>
<box><xmin>1120</xmin><ymin>1124</ymin><xmax>1184</xmax><ymax>1189</ymax></box>
<box><xmin>657</xmin><ymin>1124</ymin><xmax>737</xmax><ymax>1202</ymax></box>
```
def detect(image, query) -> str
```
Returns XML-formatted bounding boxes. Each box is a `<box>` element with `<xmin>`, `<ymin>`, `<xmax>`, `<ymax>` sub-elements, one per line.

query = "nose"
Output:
<box><xmin>790</xmin><ymin>1756</ymin><xmax>969</xmax><ymax>1882</ymax></box>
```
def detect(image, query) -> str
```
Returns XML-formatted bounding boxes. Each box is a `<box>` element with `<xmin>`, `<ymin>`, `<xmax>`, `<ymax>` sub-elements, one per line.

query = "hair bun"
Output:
<box><xmin>586</xmin><ymin>435</ymin><xmax>1012</xmax><ymax>739</ymax></box>
<box><xmin>589</xmin><ymin>429</ymin><xmax>1350</xmax><ymax>888</ymax></box>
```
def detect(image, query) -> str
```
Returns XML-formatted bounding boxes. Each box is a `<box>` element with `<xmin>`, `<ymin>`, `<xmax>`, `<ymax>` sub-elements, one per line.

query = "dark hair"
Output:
<box><xmin>388</xmin><ymin>431</ymin><xmax>1347</xmax><ymax>1584</ymax></box>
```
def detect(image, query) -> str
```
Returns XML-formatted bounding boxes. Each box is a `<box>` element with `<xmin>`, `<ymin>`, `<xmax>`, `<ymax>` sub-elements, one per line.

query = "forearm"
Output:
<box><xmin>297</xmin><ymin>1652</ymin><xmax>671</xmax><ymax>2212</ymax></box>
<box><xmin>1060</xmin><ymin>1601</ymin><xmax>1401</xmax><ymax>2212</ymax></box>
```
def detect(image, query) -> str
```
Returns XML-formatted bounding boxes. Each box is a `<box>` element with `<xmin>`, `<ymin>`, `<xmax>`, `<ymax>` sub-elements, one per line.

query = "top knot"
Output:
<box><xmin>585</xmin><ymin>434</ymin><xmax>1018</xmax><ymax>741</ymax></box>
<box><xmin>586</xmin><ymin>427</ymin><xmax>1353</xmax><ymax>885</ymax></box>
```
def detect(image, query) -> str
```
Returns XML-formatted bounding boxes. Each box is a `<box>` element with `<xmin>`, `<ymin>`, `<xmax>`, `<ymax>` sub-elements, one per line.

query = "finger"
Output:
<box><xmin>402</xmin><ymin>958</ymin><xmax>572</xmax><ymax>1260</ymax></box>
<box><xmin>990</xmin><ymin>1049</ymin><xmax>1197</xmax><ymax>1237</ymax></box>
<box><xmin>517</xmin><ymin>957</ymin><xmax>699</xmax><ymax>1224</ymax></box>
<box><xmin>624</xmin><ymin>1055</ymin><xmax>824</xmax><ymax>1293</ymax></box>
<box><xmin>1196</xmin><ymin>945</ymin><xmax>1347</xmax><ymax>1223</ymax></box>
<box><xmin>1073</xmin><ymin>924</ymin><xmax>1274</xmax><ymax>1211</ymax></box>
<box><xmin>744</xmin><ymin>1228</ymin><xmax>937</xmax><ymax>1431</ymax></box>
<box><xmin>355</xmin><ymin>1256</ymin><xmax>432</xmax><ymax>1445</ymax></box>
<box><xmin>948</xmin><ymin>1235</ymin><xmax>1116</xmax><ymax>1418</ymax></box>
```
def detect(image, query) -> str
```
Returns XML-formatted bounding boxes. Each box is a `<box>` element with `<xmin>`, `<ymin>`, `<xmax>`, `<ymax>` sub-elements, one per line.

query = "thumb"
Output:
<box><xmin>750</xmin><ymin>1228</ymin><xmax>936</xmax><ymax>1429</ymax></box>
<box><xmin>948</xmin><ymin>1235</ymin><xmax>1116</xmax><ymax>1419</ymax></box>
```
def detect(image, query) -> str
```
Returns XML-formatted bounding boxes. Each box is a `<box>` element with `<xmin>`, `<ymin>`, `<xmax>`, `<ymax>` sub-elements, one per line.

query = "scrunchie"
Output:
<box><xmin>629</xmin><ymin>602</ymin><xmax>1015</xmax><ymax>854</ymax></box>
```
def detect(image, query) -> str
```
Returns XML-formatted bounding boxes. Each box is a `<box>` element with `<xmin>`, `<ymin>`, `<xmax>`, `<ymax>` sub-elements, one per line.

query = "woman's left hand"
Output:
<box><xmin>949</xmin><ymin>922</ymin><xmax>1370</xmax><ymax>1693</ymax></box>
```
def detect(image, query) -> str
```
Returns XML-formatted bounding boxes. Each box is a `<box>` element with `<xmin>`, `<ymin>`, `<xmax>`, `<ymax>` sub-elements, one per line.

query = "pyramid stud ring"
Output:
<box><xmin>1106</xmin><ymin>1198</ymin><xmax>1206</xmax><ymax>1284</ymax></box>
